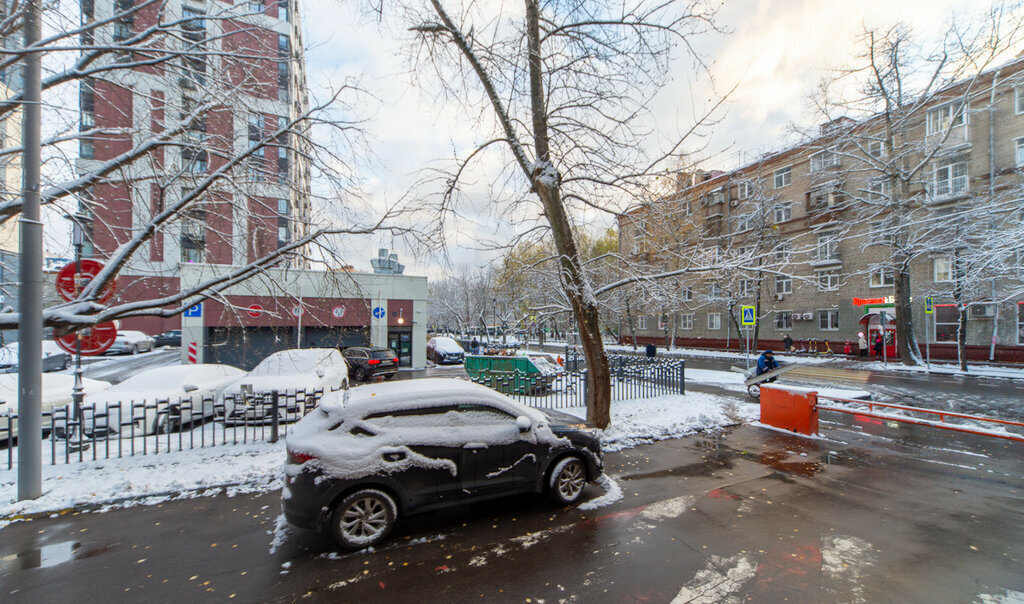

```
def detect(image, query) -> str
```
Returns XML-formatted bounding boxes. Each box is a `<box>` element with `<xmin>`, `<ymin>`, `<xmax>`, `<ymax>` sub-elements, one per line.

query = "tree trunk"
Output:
<box><xmin>957</xmin><ymin>305</ymin><xmax>968</xmax><ymax>372</ymax></box>
<box><xmin>893</xmin><ymin>263</ymin><xmax>923</xmax><ymax>365</ymax></box>
<box><xmin>625</xmin><ymin>297</ymin><xmax>637</xmax><ymax>350</ymax></box>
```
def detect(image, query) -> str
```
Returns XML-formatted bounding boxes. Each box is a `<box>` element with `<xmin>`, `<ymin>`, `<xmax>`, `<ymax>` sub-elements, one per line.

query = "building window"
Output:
<box><xmin>658</xmin><ymin>314</ymin><xmax>668</xmax><ymax>330</ymax></box>
<box><xmin>774</xmin><ymin>241</ymin><xmax>791</xmax><ymax>263</ymax></box>
<box><xmin>932</xmin><ymin>160</ymin><xmax>968</xmax><ymax>199</ymax></box>
<box><xmin>734</xmin><ymin>213</ymin><xmax>754</xmax><ymax>232</ymax></box>
<box><xmin>809</xmin><ymin>186</ymin><xmax>845</xmax><ymax>209</ymax></box>
<box><xmin>637</xmin><ymin>316</ymin><xmax>647</xmax><ymax>330</ymax></box>
<box><xmin>868</xmin><ymin>222</ymin><xmax>896</xmax><ymax>246</ymax></box>
<box><xmin>113</xmin><ymin>0</ymin><xmax>134</xmax><ymax>43</ymax></box>
<box><xmin>1017</xmin><ymin>303</ymin><xmax>1024</xmax><ymax>345</ymax></box>
<box><xmin>933</xmin><ymin>256</ymin><xmax>953</xmax><ymax>282</ymax></box>
<box><xmin>775</xmin><ymin>311</ymin><xmax>792</xmax><ymax>330</ymax></box>
<box><xmin>277</xmin><ymin>0</ymin><xmax>289</xmax><ymax>21</ymax></box>
<box><xmin>1017</xmin><ymin>87</ymin><xmax>1024</xmax><ymax>114</ymax></box>
<box><xmin>1016</xmin><ymin>138</ymin><xmax>1024</xmax><ymax>168</ymax></box>
<box><xmin>817</xmin><ymin>269</ymin><xmax>840</xmax><ymax>291</ymax></box>
<box><xmin>736</xmin><ymin>181</ymin><xmax>753</xmax><ymax>199</ymax></box>
<box><xmin>182</xmin><ymin>147</ymin><xmax>207</xmax><ymax>173</ymax></box>
<box><xmin>248</xmin><ymin>0</ymin><xmax>266</xmax><ymax>12</ymax></box>
<box><xmin>773</xmin><ymin>202</ymin><xmax>791</xmax><ymax>223</ymax></box>
<box><xmin>277</xmin><ymin>34</ymin><xmax>290</xmax><ymax>100</ymax></box>
<box><xmin>679</xmin><ymin>313</ymin><xmax>694</xmax><ymax>330</ymax></box>
<box><xmin>707</xmin><ymin>313</ymin><xmax>721</xmax><ymax>330</ymax></box>
<box><xmin>707</xmin><ymin>283</ymin><xmax>721</xmax><ymax>298</ymax></box>
<box><xmin>926</xmin><ymin>101</ymin><xmax>965</xmax><ymax>135</ymax></box>
<box><xmin>774</xmin><ymin>166</ymin><xmax>791</xmax><ymax>189</ymax></box>
<box><xmin>681</xmin><ymin>286</ymin><xmax>693</xmax><ymax>302</ymax></box>
<box><xmin>935</xmin><ymin>304</ymin><xmax>960</xmax><ymax>342</ymax></box>
<box><xmin>818</xmin><ymin>309</ymin><xmax>839</xmax><ymax>331</ymax></box>
<box><xmin>867</xmin><ymin>178</ymin><xmax>890</xmax><ymax>201</ymax></box>
<box><xmin>809</xmin><ymin>149</ymin><xmax>839</xmax><ymax>172</ymax></box>
<box><xmin>868</xmin><ymin>140</ymin><xmax>884</xmax><ymax>158</ymax></box>
<box><xmin>869</xmin><ymin>268</ymin><xmax>895</xmax><ymax>288</ymax></box>
<box><xmin>738</xmin><ymin>278</ymin><xmax>757</xmax><ymax>297</ymax></box>
<box><xmin>816</xmin><ymin>231</ymin><xmax>838</xmax><ymax>260</ymax></box>
<box><xmin>775</xmin><ymin>274</ymin><xmax>792</xmax><ymax>294</ymax></box>
<box><xmin>180</xmin><ymin>209</ymin><xmax>206</xmax><ymax>263</ymax></box>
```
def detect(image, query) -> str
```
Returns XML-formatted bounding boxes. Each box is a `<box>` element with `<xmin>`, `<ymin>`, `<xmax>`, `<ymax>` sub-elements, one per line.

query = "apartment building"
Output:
<box><xmin>619</xmin><ymin>56</ymin><xmax>1024</xmax><ymax>362</ymax></box>
<box><xmin>77</xmin><ymin>0</ymin><xmax>311</xmax><ymax>335</ymax></box>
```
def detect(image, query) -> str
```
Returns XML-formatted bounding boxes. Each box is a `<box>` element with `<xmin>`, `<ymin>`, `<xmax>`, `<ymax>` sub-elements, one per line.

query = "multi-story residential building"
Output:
<box><xmin>0</xmin><ymin>42</ymin><xmax>22</xmax><ymax>344</ymax></box>
<box><xmin>77</xmin><ymin>0</ymin><xmax>311</xmax><ymax>335</ymax></box>
<box><xmin>618</xmin><ymin>55</ymin><xmax>1024</xmax><ymax>362</ymax></box>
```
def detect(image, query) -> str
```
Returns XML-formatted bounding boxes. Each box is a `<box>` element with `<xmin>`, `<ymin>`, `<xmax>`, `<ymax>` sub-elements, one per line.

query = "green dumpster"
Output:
<box><xmin>464</xmin><ymin>355</ymin><xmax>562</xmax><ymax>394</ymax></box>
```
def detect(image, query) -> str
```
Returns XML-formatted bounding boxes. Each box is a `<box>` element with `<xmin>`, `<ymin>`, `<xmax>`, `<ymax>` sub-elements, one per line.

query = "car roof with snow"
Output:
<box><xmin>319</xmin><ymin>378</ymin><xmax>543</xmax><ymax>422</ymax></box>
<box><xmin>248</xmin><ymin>348</ymin><xmax>343</xmax><ymax>376</ymax></box>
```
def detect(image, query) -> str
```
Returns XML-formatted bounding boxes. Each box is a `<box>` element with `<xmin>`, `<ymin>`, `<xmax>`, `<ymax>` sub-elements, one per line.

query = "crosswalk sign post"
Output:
<box><xmin>740</xmin><ymin>305</ymin><xmax>756</xmax><ymax>369</ymax></box>
<box><xmin>924</xmin><ymin>297</ymin><xmax>934</xmax><ymax>371</ymax></box>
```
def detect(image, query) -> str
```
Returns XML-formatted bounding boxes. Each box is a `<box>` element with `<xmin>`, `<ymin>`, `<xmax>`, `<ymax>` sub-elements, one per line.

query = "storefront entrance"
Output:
<box><xmin>388</xmin><ymin>330</ymin><xmax>412</xmax><ymax>367</ymax></box>
<box><xmin>860</xmin><ymin>308</ymin><xmax>898</xmax><ymax>358</ymax></box>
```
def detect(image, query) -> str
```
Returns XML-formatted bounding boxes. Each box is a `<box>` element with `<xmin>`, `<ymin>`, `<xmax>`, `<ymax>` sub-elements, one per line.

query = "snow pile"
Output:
<box><xmin>855</xmin><ymin>360</ymin><xmax>1024</xmax><ymax>379</ymax></box>
<box><xmin>223</xmin><ymin>348</ymin><xmax>348</xmax><ymax>396</ymax></box>
<box><xmin>0</xmin><ymin>441</ymin><xmax>284</xmax><ymax>526</ymax></box>
<box><xmin>578</xmin><ymin>474</ymin><xmax>623</xmax><ymax>510</ymax></box>
<box><xmin>561</xmin><ymin>392</ymin><xmax>758</xmax><ymax>452</ymax></box>
<box><xmin>602</xmin><ymin>344</ymin><xmax>836</xmax><ymax>365</ymax></box>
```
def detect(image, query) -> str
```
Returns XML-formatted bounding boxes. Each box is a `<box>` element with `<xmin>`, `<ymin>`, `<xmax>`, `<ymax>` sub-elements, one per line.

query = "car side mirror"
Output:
<box><xmin>182</xmin><ymin>383</ymin><xmax>199</xmax><ymax>393</ymax></box>
<box><xmin>516</xmin><ymin>416</ymin><xmax>532</xmax><ymax>433</ymax></box>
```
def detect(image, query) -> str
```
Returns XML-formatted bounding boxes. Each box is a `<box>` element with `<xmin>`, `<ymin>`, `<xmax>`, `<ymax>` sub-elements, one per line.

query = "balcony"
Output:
<box><xmin>809</xmin><ymin>250</ymin><xmax>842</xmax><ymax>268</ymax></box>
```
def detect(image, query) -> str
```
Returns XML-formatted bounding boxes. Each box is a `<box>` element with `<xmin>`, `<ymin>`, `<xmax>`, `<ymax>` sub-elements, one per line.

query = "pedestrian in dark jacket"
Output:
<box><xmin>645</xmin><ymin>343</ymin><xmax>657</xmax><ymax>358</ymax></box>
<box><xmin>471</xmin><ymin>338</ymin><xmax>480</xmax><ymax>354</ymax></box>
<box><xmin>873</xmin><ymin>333</ymin><xmax>884</xmax><ymax>357</ymax></box>
<box><xmin>782</xmin><ymin>334</ymin><xmax>793</xmax><ymax>353</ymax></box>
<box><xmin>756</xmin><ymin>350</ymin><xmax>780</xmax><ymax>376</ymax></box>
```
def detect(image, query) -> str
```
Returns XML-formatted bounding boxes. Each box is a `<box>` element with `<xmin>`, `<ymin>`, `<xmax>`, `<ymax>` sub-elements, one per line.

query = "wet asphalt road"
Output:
<box><xmin>2</xmin><ymin>418</ymin><xmax>1022</xmax><ymax>602</ymax></box>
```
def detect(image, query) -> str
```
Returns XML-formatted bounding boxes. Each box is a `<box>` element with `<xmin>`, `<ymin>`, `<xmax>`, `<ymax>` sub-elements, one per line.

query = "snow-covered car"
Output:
<box><xmin>0</xmin><ymin>373</ymin><xmax>111</xmax><ymax>441</ymax></box>
<box><xmin>283</xmin><ymin>378</ymin><xmax>603</xmax><ymax>550</ymax></box>
<box><xmin>55</xmin><ymin>364</ymin><xmax>245</xmax><ymax>437</ymax></box>
<box><xmin>106</xmin><ymin>330</ymin><xmax>156</xmax><ymax>355</ymax></box>
<box><xmin>221</xmin><ymin>349</ymin><xmax>349</xmax><ymax>425</ymax></box>
<box><xmin>0</xmin><ymin>340</ymin><xmax>72</xmax><ymax>373</ymax></box>
<box><xmin>426</xmin><ymin>336</ymin><xmax>465</xmax><ymax>365</ymax></box>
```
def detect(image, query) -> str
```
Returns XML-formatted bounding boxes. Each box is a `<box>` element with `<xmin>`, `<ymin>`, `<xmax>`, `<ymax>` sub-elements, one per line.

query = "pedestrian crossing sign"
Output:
<box><xmin>925</xmin><ymin>297</ymin><xmax>934</xmax><ymax>314</ymax></box>
<box><xmin>741</xmin><ymin>305</ymin><xmax>756</xmax><ymax>326</ymax></box>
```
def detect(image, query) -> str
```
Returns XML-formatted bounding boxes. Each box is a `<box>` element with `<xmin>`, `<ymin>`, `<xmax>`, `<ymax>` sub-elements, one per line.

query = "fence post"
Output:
<box><xmin>582</xmin><ymin>369</ymin><xmax>589</xmax><ymax>409</ymax></box>
<box><xmin>270</xmin><ymin>390</ymin><xmax>280</xmax><ymax>444</ymax></box>
<box><xmin>679</xmin><ymin>360</ymin><xmax>686</xmax><ymax>395</ymax></box>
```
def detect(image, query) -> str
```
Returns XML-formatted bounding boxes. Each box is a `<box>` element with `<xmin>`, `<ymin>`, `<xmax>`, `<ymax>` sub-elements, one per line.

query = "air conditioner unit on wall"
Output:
<box><xmin>803</xmin><ymin>312</ymin><xmax>815</xmax><ymax>320</ymax></box>
<box><xmin>969</xmin><ymin>303</ymin><xmax>996</xmax><ymax>318</ymax></box>
<box><xmin>774</xmin><ymin>294</ymin><xmax>784</xmax><ymax>301</ymax></box>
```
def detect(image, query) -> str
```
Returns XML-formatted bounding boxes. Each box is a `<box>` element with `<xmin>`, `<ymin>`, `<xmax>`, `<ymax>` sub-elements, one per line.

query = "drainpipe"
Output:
<box><xmin>988</xmin><ymin>70</ymin><xmax>1000</xmax><ymax>362</ymax></box>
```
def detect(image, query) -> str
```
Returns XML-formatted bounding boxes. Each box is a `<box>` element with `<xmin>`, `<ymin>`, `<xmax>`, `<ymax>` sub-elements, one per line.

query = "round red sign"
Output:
<box><xmin>55</xmin><ymin>259</ymin><xmax>115</xmax><ymax>303</ymax></box>
<box><xmin>247</xmin><ymin>304</ymin><xmax>264</xmax><ymax>318</ymax></box>
<box><xmin>55</xmin><ymin>322</ymin><xmax>118</xmax><ymax>356</ymax></box>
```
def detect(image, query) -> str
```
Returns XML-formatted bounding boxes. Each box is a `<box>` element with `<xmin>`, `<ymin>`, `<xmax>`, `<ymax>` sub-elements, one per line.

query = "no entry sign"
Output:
<box><xmin>55</xmin><ymin>322</ymin><xmax>118</xmax><ymax>356</ymax></box>
<box><xmin>55</xmin><ymin>259</ymin><xmax>115</xmax><ymax>303</ymax></box>
<box><xmin>247</xmin><ymin>304</ymin><xmax>264</xmax><ymax>318</ymax></box>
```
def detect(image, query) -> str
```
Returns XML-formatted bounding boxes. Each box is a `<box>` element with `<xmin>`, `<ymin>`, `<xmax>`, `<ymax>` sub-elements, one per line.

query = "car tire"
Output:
<box><xmin>547</xmin><ymin>456</ymin><xmax>587</xmax><ymax>506</ymax></box>
<box><xmin>354</xmin><ymin>366</ymin><xmax>367</xmax><ymax>382</ymax></box>
<box><xmin>131</xmin><ymin>344</ymin><xmax>139</xmax><ymax>355</ymax></box>
<box><xmin>330</xmin><ymin>488</ymin><xmax>397</xmax><ymax>550</ymax></box>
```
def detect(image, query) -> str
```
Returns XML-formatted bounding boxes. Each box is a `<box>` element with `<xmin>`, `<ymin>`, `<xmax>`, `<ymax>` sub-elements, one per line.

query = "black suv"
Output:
<box><xmin>153</xmin><ymin>330</ymin><xmax>182</xmax><ymax>347</ymax></box>
<box><xmin>283</xmin><ymin>378</ymin><xmax>603</xmax><ymax>550</ymax></box>
<box><xmin>341</xmin><ymin>346</ymin><xmax>399</xmax><ymax>382</ymax></box>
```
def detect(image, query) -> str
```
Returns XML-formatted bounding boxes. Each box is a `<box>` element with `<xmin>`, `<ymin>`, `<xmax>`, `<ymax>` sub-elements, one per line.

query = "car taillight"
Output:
<box><xmin>287</xmin><ymin>450</ymin><xmax>315</xmax><ymax>464</ymax></box>
<box><xmin>368</xmin><ymin>359</ymin><xmax>380</xmax><ymax>365</ymax></box>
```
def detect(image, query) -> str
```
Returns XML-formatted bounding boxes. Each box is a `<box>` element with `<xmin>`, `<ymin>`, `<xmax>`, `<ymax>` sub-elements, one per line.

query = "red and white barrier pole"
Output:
<box><xmin>187</xmin><ymin>341</ymin><xmax>197</xmax><ymax>364</ymax></box>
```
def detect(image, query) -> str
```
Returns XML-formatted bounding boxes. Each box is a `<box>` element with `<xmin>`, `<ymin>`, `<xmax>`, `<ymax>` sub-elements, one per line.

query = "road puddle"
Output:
<box><xmin>0</xmin><ymin>540</ymin><xmax>116</xmax><ymax>572</ymax></box>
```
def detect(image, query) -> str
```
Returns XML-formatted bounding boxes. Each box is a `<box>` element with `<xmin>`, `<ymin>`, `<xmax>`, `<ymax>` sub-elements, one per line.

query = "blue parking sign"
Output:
<box><xmin>184</xmin><ymin>303</ymin><xmax>202</xmax><ymax>318</ymax></box>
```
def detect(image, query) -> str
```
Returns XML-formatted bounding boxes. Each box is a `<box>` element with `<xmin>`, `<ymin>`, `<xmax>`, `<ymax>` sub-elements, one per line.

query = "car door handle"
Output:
<box><xmin>383</xmin><ymin>451</ymin><xmax>406</xmax><ymax>462</ymax></box>
<box><xmin>463</xmin><ymin>443</ymin><xmax>488</xmax><ymax>450</ymax></box>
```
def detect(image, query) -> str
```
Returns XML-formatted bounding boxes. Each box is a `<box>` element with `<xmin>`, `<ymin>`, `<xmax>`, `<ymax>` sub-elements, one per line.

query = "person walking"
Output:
<box><xmin>857</xmin><ymin>332</ymin><xmax>868</xmax><ymax>357</ymax></box>
<box><xmin>873</xmin><ymin>333</ymin><xmax>884</xmax><ymax>357</ymax></box>
<box><xmin>645</xmin><ymin>342</ymin><xmax>657</xmax><ymax>358</ymax></box>
<box><xmin>782</xmin><ymin>333</ymin><xmax>793</xmax><ymax>353</ymax></box>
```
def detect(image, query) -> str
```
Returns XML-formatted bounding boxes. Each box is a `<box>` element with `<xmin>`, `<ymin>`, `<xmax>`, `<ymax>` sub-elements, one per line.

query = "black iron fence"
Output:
<box><xmin>1</xmin><ymin>389</ymin><xmax>326</xmax><ymax>470</ymax></box>
<box><xmin>466</xmin><ymin>354</ymin><xmax>685</xmax><ymax>409</ymax></box>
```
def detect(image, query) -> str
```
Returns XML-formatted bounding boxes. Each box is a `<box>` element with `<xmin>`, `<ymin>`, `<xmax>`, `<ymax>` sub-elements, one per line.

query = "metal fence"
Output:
<box><xmin>1</xmin><ymin>389</ymin><xmax>326</xmax><ymax>470</ymax></box>
<box><xmin>466</xmin><ymin>354</ymin><xmax>685</xmax><ymax>409</ymax></box>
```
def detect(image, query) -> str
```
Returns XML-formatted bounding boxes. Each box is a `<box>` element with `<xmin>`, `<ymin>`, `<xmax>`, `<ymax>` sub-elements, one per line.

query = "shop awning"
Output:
<box><xmin>858</xmin><ymin>312</ymin><xmax>893</xmax><ymax>326</ymax></box>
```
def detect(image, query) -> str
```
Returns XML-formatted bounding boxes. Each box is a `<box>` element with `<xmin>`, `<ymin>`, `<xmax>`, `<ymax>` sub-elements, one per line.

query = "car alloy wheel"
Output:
<box><xmin>331</xmin><ymin>488</ymin><xmax>396</xmax><ymax>550</ymax></box>
<box><xmin>548</xmin><ymin>456</ymin><xmax>586</xmax><ymax>505</ymax></box>
<box><xmin>131</xmin><ymin>344</ymin><xmax>138</xmax><ymax>355</ymax></box>
<box><xmin>354</xmin><ymin>366</ymin><xmax>367</xmax><ymax>382</ymax></box>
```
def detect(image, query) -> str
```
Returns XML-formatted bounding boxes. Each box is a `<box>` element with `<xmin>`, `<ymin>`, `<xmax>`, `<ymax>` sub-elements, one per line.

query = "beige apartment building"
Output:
<box><xmin>618</xmin><ymin>55</ymin><xmax>1024</xmax><ymax>362</ymax></box>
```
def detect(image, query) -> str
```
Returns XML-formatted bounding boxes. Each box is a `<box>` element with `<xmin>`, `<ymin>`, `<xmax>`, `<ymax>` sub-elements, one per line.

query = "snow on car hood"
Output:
<box><xmin>223</xmin><ymin>374</ymin><xmax>338</xmax><ymax>396</ymax></box>
<box><xmin>0</xmin><ymin>374</ymin><xmax>110</xmax><ymax>414</ymax></box>
<box><xmin>286</xmin><ymin>378</ymin><xmax>566</xmax><ymax>481</ymax></box>
<box><xmin>429</xmin><ymin>337</ymin><xmax>464</xmax><ymax>354</ymax></box>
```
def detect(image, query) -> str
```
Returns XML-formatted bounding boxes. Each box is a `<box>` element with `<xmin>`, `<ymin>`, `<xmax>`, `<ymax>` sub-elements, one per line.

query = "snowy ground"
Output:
<box><xmin>852</xmin><ymin>360</ymin><xmax>1024</xmax><ymax>379</ymax></box>
<box><xmin>0</xmin><ymin>390</ymin><xmax>759</xmax><ymax>524</ymax></box>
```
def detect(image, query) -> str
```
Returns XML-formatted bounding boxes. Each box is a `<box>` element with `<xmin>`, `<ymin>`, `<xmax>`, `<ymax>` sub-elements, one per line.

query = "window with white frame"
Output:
<box><xmin>810</xmin><ymin>149</ymin><xmax>839</xmax><ymax>172</ymax></box>
<box><xmin>707</xmin><ymin>283</ymin><xmax>721</xmax><ymax>298</ymax></box>
<box><xmin>870</xmin><ymin>268</ymin><xmax>895</xmax><ymax>287</ymax></box>
<box><xmin>1016</xmin><ymin>138</ymin><xmax>1024</xmax><ymax>168</ymax></box>
<box><xmin>935</xmin><ymin>305</ymin><xmax>960</xmax><ymax>342</ymax></box>
<box><xmin>868</xmin><ymin>222</ymin><xmax>896</xmax><ymax>246</ymax></box>
<box><xmin>816</xmin><ymin>231</ymin><xmax>838</xmax><ymax>260</ymax></box>
<box><xmin>1015</xmin><ymin>86</ymin><xmax>1023</xmax><ymax>114</ymax></box>
<box><xmin>932</xmin><ymin>160</ymin><xmax>968</xmax><ymax>198</ymax></box>
<box><xmin>818</xmin><ymin>309</ymin><xmax>839</xmax><ymax>331</ymax></box>
<box><xmin>737</xmin><ymin>181</ymin><xmax>754</xmax><ymax>199</ymax></box>
<box><xmin>775</xmin><ymin>274</ymin><xmax>792</xmax><ymax>294</ymax></box>
<box><xmin>1017</xmin><ymin>303</ymin><xmax>1024</xmax><ymax>345</ymax></box>
<box><xmin>736</xmin><ymin>245</ymin><xmax>756</xmax><ymax>258</ymax></box>
<box><xmin>774</xmin><ymin>166</ymin><xmax>792</xmax><ymax>189</ymax></box>
<box><xmin>867</xmin><ymin>178</ymin><xmax>890</xmax><ymax>201</ymax></box>
<box><xmin>658</xmin><ymin>314</ymin><xmax>668</xmax><ymax>330</ymax></box>
<box><xmin>707</xmin><ymin>313</ymin><xmax>722</xmax><ymax>330</ymax></box>
<box><xmin>774</xmin><ymin>241</ymin><xmax>792</xmax><ymax>262</ymax></box>
<box><xmin>681</xmin><ymin>286</ymin><xmax>693</xmax><ymax>301</ymax></box>
<box><xmin>868</xmin><ymin>140</ymin><xmax>885</xmax><ymax>158</ymax></box>
<box><xmin>738</xmin><ymin>278</ymin><xmax>757</xmax><ymax>297</ymax></box>
<box><xmin>734</xmin><ymin>213</ymin><xmax>755</xmax><ymax>232</ymax></box>
<box><xmin>680</xmin><ymin>199</ymin><xmax>691</xmax><ymax>216</ymax></box>
<box><xmin>637</xmin><ymin>316</ymin><xmax>648</xmax><ymax>330</ymax></box>
<box><xmin>679</xmin><ymin>313</ymin><xmax>694</xmax><ymax>330</ymax></box>
<box><xmin>933</xmin><ymin>256</ymin><xmax>953</xmax><ymax>282</ymax></box>
<box><xmin>774</xmin><ymin>202</ymin><xmax>792</xmax><ymax>223</ymax></box>
<box><xmin>817</xmin><ymin>269</ymin><xmax>840</xmax><ymax>291</ymax></box>
<box><xmin>775</xmin><ymin>311</ymin><xmax>792</xmax><ymax>330</ymax></box>
<box><xmin>926</xmin><ymin>101</ymin><xmax>965</xmax><ymax>135</ymax></box>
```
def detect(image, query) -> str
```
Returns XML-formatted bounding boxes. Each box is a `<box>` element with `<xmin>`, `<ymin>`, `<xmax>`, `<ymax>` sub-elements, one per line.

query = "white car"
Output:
<box><xmin>426</xmin><ymin>336</ymin><xmax>465</xmax><ymax>364</ymax></box>
<box><xmin>0</xmin><ymin>373</ymin><xmax>111</xmax><ymax>441</ymax></box>
<box><xmin>57</xmin><ymin>364</ymin><xmax>245</xmax><ymax>436</ymax></box>
<box><xmin>221</xmin><ymin>349</ymin><xmax>349</xmax><ymax>425</ymax></box>
<box><xmin>106</xmin><ymin>330</ymin><xmax>157</xmax><ymax>355</ymax></box>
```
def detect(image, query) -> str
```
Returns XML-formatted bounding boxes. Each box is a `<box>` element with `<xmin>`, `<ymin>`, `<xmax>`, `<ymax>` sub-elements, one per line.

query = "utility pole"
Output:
<box><xmin>18</xmin><ymin>0</ymin><xmax>43</xmax><ymax>501</ymax></box>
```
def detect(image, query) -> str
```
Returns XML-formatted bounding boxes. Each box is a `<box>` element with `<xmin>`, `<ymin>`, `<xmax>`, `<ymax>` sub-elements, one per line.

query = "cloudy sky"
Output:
<box><xmin>299</xmin><ymin>0</ymin><xmax>990</xmax><ymax>277</ymax></box>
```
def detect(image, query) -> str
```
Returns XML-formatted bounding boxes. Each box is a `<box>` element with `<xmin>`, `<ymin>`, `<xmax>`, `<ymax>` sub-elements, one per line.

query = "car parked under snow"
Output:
<box><xmin>283</xmin><ymin>378</ymin><xmax>602</xmax><ymax>550</ymax></box>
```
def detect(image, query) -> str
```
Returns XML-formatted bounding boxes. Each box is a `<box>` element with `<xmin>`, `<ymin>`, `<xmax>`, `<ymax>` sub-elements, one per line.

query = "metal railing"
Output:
<box><xmin>467</xmin><ymin>354</ymin><xmax>685</xmax><ymax>409</ymax></box>
<box><xmin>1</xmin><ymin>388</ymin><xmax>325</xmax><ymax>469</ymax></box>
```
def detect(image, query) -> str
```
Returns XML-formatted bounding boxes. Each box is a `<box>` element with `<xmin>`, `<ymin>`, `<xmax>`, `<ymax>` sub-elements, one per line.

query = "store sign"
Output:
<box><xmin>853</xmin><ymin>296</ymin><xmax>895</xmax><ymax>306</ymax></box>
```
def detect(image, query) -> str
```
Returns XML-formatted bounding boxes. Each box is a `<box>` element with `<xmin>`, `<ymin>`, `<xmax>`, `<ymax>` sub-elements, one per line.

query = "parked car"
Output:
<box><xmin>54</xmin><ymin>364</ymin><xmax>245</xmax><ymax>437</ymax></box>
<box><xmin>106</xmin><ymin>330</ymin><xmax>156</xmax><ymax>355</ymax></box>
<box><xmin>283</xmin><ymin>378</ymin><xmax>603</xmax><ymax>550</ymax></box>
<box><xmin>342</xmin><ymin>346</ymin><xmax>399</xmax><ymax>381</ymax></box>
<box><xmin>426</xmin><ymin>336</ymin><xmax>465</xmax><ymax>365</ymax></box>
<box><xmin>153</xmin><ymin>330</ymin><xmax>182</xmax><ymax>347</ymax></box>
<box><xmin>0</xmin><ymin>373</ymin><xmax>110</xmax><ymax>442</ymax></box>
<box><xmin>221</xmin><ymin>349</ymin><xmax>349</xmax><ymax>425</ymax></box>
<box><xmin>0</xmin><ymin>340</ymin><xmax>72</xmax><ymax>373</ymax></box>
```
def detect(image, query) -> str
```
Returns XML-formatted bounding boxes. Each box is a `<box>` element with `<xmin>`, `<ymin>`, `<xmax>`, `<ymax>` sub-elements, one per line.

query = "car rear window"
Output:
<box><xmin>371</xmin><ymin>350</ymin><xmax>396</xmax><ymax>360</ymax></box>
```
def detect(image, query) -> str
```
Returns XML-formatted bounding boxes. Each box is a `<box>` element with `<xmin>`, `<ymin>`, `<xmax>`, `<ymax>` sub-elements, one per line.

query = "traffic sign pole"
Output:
<box><xmin>924</xmin><ymin>297</ymin><xmax>933</xmax><ymax>372</ymax></box>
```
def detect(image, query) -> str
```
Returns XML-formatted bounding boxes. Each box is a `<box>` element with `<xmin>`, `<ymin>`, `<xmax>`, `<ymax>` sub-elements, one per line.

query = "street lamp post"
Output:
<box><xmin>68</xmin><ymin>213</ymin><xmax>89</xmax><ymax>450</ymax></box>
